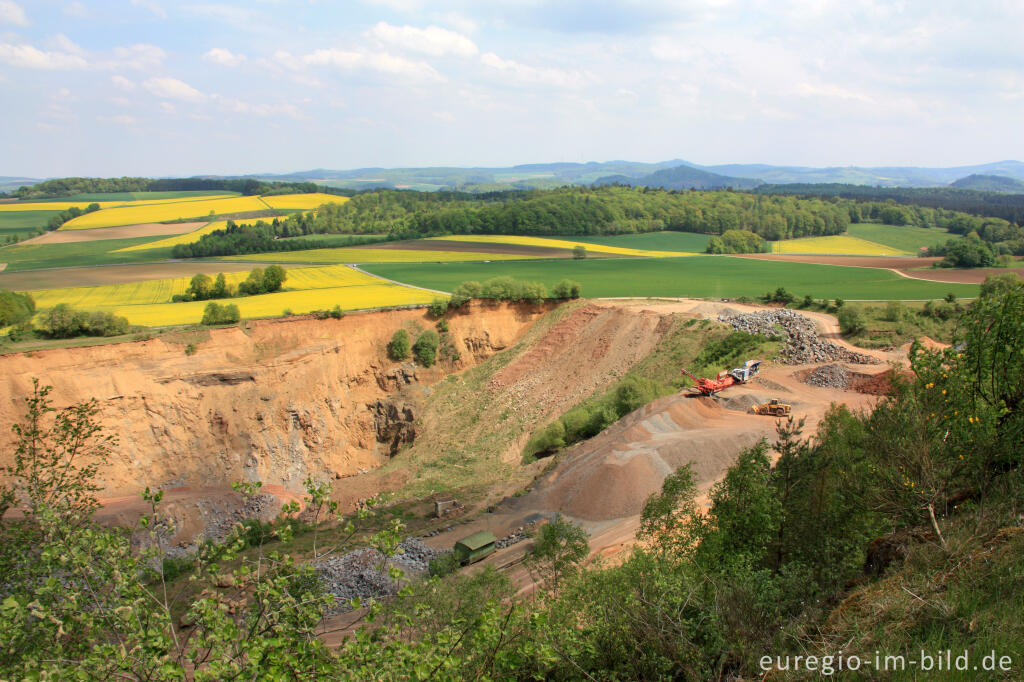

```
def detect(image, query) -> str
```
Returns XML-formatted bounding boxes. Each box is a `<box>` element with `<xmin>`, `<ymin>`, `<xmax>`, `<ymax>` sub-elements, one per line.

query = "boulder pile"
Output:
<box><xmin>317</xmin><ymin>537</ymin><xmax>444</xmax><ymax>612</ymax></box>
<box><xmin>803</xmin><ymin>363</ymin><xmax>851</xmax><ymax>389</ymax></box>
<box><xmin>718</xmin><ymin>310</ymin><xmax>878</xmax><ymax>365</ymax></box>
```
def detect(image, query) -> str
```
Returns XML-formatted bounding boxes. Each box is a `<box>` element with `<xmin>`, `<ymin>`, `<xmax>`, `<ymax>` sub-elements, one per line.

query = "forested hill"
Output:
<box><xmin>755</xmin><ymin>183</ymin><xmax>1024</xmax><ymax>224</ymax></box>
<box><xmin>12</xmin><ymin>177</ymin><xmax>346</xmax><ymax>199</ymax></box>
<box><xmin>173</xmin><ymin>184</ymin><xmax>1018</xmax><ymax>258</ymax></box>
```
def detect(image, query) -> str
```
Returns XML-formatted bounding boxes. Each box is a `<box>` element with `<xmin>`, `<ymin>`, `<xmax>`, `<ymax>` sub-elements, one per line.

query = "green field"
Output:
<box><xmin>280</xmin><ymin>233</ymin><xmax>391</xmax><ymax>247</ymax></box>
<box><xmin>0</xmin><ymin>238</ymin><xmax>174</xmax><ymax>271</ymax></box>
<box><xmin>364</xmin><ymin>256</ymin><xmax>980</xmax><ymax>301</ymax></box>
<box><xmin>846</xmin><ymin>223</ymin><xmax>949</xmax><ymax>253</ymax></box>
<box><xmin>0</xmin><ymin>210</ymin><xmax>62</xmax><ymax>239</ymax></box>
<box><xmin>567</xmin><ymin>231</ymin><xmax>711</xmax><ymax>252</ymax></box>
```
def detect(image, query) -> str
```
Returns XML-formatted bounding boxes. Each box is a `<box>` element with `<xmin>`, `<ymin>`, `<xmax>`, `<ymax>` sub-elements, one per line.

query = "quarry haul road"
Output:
<box><xmin>410</xmin><ymin>298</ymin><xmax>900</xmax><ymax>598</ymax></box>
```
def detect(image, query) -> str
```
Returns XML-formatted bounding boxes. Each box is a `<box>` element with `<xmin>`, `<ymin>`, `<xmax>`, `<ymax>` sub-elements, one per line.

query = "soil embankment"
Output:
<box><xmin>0</xmin><ymin>302</ymin><xmax>549</xmax><ymax>503</ymax></box>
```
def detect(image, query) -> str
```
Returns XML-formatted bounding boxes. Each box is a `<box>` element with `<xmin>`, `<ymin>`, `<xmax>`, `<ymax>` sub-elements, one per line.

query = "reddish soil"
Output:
<box><xmin>896</xmin><ymin>267</ymin><xmax>1022</xmax><ymax>284</ymax></box>
<box><xmin>21</xmin><ymin>222</ymin><xmax>205</xmax><ymax>244</ymax></box>
<box><xmin>849</xmin><ymin>369</ymin><xmax>914</xmax><ymax>396</ymax></box>
<box><xmin>374</xmin><ymin>239</ymin><xmax>573</xmax><ymax>258</ymax></box>
<box><xmin>0</xmin><ymin>262</ymin><xmax>274</xmax><ymax>290</ymax></box>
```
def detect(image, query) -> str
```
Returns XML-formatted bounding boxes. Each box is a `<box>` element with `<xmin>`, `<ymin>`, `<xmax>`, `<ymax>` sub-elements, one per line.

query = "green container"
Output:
<box><xmin>453</xmin><ymin>530</ymin><xmax>497</xmax><ymax>565</ymax></box>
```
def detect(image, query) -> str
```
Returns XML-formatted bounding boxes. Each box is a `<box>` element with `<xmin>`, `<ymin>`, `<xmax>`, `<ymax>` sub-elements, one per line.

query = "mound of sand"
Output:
<box><xmin>523</xmin><ymin>395</ymin><xmax>777</xmax><ymax>521</ymax></box>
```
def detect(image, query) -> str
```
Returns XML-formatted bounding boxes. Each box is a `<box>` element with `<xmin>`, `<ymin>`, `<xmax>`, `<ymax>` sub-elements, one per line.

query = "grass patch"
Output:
<box><xmin>837</xmin><ymin>300</ymin><xmax>963</xmax><ymax>348</ymax></box>
<box><xmin>0</xmin><ymin>238</ymin><xmax>175</xmax><ymax>271</ymax></box>
<box><xmin>364</xmin><ymin>256</ymin><xmax>980</xmax><ymax>301</ymax></box>
<box><xmin>0</xmin><ymin>210</ymin><xmax>61</xmax><ymax>241</ymax></box>
<box><xmin>847</xmin><ymin>223</ymin><xmax>951</xmax><ymax>253</ymax></box>
<box><xmin>223</xmin><ymin>248</ymin><xmax>534</xmax><ymax>264</ymax></box>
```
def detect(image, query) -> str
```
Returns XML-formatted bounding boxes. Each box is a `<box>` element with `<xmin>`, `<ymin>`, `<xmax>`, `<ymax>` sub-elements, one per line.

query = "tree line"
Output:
<box><xmin>13</xmin><ymin>176</ymin><xmax>352</xmax><ymax>200</ymax></box>
<box><xmin>172</xmin><ymin>266</ymin><xmax>287</xmax><ymax>303</ymax></box>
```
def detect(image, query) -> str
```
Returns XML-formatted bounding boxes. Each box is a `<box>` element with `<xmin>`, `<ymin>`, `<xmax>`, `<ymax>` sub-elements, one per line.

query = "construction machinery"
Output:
<box><xmin>750</xmin><ymin>399</ymin><xmax>792</xmax><ymax>417</ymax></box>
<box><xmin>680</xmin><ymin>360</ymin><xmax>762</xmax><ymax>395</ymax></box>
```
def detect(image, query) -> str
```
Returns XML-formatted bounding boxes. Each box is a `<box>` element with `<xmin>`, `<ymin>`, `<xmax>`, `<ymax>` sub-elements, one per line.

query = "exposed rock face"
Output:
<box><xmin>0</xmin><ymin>302</ymin><xmax>549</xmax><ymax>498</ymax></box>
<box><xmin>369</xmin><ymin>399</ymin><xmax>416</xmax><ymax>456</ymax></box>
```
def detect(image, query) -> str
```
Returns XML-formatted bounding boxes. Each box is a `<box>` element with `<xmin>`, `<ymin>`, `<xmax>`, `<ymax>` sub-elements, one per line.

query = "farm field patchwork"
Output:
<box><xmin>364</xmin><ymin>256</ymin><xmax>981</xmax><ymax>300</ymax></box>
<box><xmin>0</xmin><ymin>210</ymin><xmax>64</xmax><ymax>239</ymax></box>
<box><xmin>115</xmin><ymin>221</ymin><xmax>227</xmax><ymax>252</ymax></box>
<box><xmin>23</xmin><ymin>264</ymin><xmax>433</xmax><ymax>327</ymax></box>
<box><xmin>566</xmin><ymin>231</ymin><xmax>712</xmax><ymax>252</ymax></box>
<box><xmin>223</xmin><ymin>247</ymin><xmax>534</xmax><ymax>263</ymax></box>
<box><xmin>846</xmin><ymin>223</ymin><xmax>950</xmax><ymax>253</ymax></box>
<box><xmin>0</xmin><ymin>194</ymin><xmax>237</xmax><ymax>213</ymax></box>
<box><xmin>24</xmin><ymin>190</ymin><xmax>239</xmax><ymax>203</ymax></box>
<box><xmin>60</xmin><ymin>196</ymin><xmax>273</xmax><ymax>229</ymax></box>
<box><xmin>426</xmin><ymin>234</ymin><xmax>696</xmax><ymax>257</ymax></box>
<box><xmin>768</xmin><ymin>235</ymin><xmax>908</xmax><ymax>256</ymax></box>
<box><xmin>0</xmin><ymin>238</ymin><xmax>176</xmax><ymax>271</ymax></box>
<box><xmin>0</xmin><ymin>262</ymin><xmax>266</xmax><ymax>291</ymax></box>
<box><xmin>23</xmin><ymin>222</ymin><xmax>205</xmax><ymax>245</ymax></box>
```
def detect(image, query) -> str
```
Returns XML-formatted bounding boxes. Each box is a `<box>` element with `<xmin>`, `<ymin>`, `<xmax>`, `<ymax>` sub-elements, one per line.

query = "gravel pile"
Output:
<box><xmin>803</xmin><ymin>363</ymin><xmax>851</xmax><ymax>389</ymax></box>
<box><xmin>317</xmin><ymin>538</ymin><xmax>445</xmax><ymax>612</ymax></box>
<box><xmin>496</xmin><ymin>523</ymin><xmax>535</xmax><ymax>549</ymax></box>
<box><xmin>718</xmin><ymin>309</ymin><xmax>879</xmax><ymax>365</ymax></box>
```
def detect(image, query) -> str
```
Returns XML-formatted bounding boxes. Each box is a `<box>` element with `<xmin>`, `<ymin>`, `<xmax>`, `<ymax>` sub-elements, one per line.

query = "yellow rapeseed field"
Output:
<box><xmin>225</xmin><ymin>248</ymin><xmax>532</xmax><ymax>263</ymax></box>
<box><xmin>770</xmin><ymin>236</ymin><xmax>907</xmax><ymax>256</ymax></box>
<box><xmin>60</xmin><ymin>197</ymin><xmax>272</xmax><ymax>230</ymax></box>
<box><xmin>26</xmin><ymin>264</ymin><xmax>434</xmax><ymax>327</ymax></box>
<box><xmin>260</xmin><ymin>193</ymin><xmax>350</xmax><ymax>210</ymax></box>
<box><xmin>426</xmin><ymin>234</ymin><xmax>695</xmax><ymax>257</ymax></box>
<box><xmin>108</xmin><ymin>285</ymin><xmax>434</xmax><ymax>327</ymax></box>
<box><xmin>115</xmin><ymin>221</ymin><xmax>229</xmax><ymax>252</ymax></box>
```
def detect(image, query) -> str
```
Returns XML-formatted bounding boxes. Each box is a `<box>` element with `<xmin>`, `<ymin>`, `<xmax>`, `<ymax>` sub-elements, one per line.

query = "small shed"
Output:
<box><xmin>453</xmin><ymin>530</ymin><xmax>497</xmax><ymax>564</ymax></box>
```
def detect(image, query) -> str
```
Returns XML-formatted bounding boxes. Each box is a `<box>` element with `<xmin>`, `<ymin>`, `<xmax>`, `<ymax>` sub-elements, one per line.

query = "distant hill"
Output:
<box><xmin>595</xmin><ymin>164</ymin><xmax>761</xmax><ymax>190</ymax></box>
<box><xmin>950</xmin><ymin>174</ymin><xmax>1024</xmax><ymax>192</ymax></box>
<box><xmin>697</xmin><ymin>160</ymin><xmax>1024</xmax><ymax>187</ymax></box>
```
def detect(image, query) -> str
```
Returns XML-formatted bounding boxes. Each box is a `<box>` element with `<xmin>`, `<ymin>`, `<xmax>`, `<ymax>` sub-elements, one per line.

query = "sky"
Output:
<box><xmin>1</xmin><ymin>0</ymin><xmax>1022</xmax><ymax>177</ymax></box>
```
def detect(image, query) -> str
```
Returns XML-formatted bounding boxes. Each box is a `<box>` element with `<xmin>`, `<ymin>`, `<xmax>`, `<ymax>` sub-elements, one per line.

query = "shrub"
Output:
<box><xmin>428</xmin><ymin>552</ymin><xmax>460</xmax><ymax>577</ymax></box>
<box><xmin>388</xmin><ymin>329</ymin><xmax>411</xmax><ymax>361</ymax></box>
<box><xmin>0</xmin><ymin>289</ymin><xmax>36</xmax><ymax>327</ymax></box>
<box><xmin>799</xmin><ymin>294</ymin><xmax>814</xmax><ymax>309</ymax></box>
<box><xmin>524</xmin><ymin>420</ymin><xmax>566</xmax><ymax>459</ymax></box>
<box><xmin>413</xmin><ymin>329</ymin><xmax>439</xmax><ymax>367</ymax></box>
<box><xmin>552</xmin><ymin>279</ymin><xmax>583</xmax><ymax>299</ymax></box>
<box><xmin>282</xmin><ymin>309</ymin><xmax>293</xmax><ymax>317</ymax></box>
<box><xmin>762</xmin><ymin>287</ymin><xmax>795</xmax><ymax>305</ymax></box>
<box><xmin>184</xmin><ymin>343</ymin><xmax>197</xmax><ymax>356</ymax></box>
<box><xmin>201</xmin><ymin>302</ymin><xmax>240</xmax><ymax>326</ymax></box>
<box><xmin>329</xmin><ymin>305</ymin><xmax>344</xmax><ymax>319</ymax></box>
<box><xmin>39</xmin><ymin>304</ymin><xmax>130</xmax><ymax>338</ymax></box>
<box><xmin>436</xmin><ymin>319</ymin><xmax>449</xmax><ymax>333</ymax></box>
<box><xmin>837</xmin><ymin>307</ymin><xmax>865</xmax><ymax>335</ymax></box>
<box><xmin>572</xmin><ymin>245</ymin><xmax>587</xmax><ymax>259</ymax></box>
<box><xmin>429</xmin><ymin>297</ymin><xmax>449</xmax><ymax>317</ymax></box>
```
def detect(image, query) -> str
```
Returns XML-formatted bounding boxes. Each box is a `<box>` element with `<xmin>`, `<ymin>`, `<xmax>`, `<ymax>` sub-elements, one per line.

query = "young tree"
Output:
<box><xmin>186</xmin><ymin>273</ymin><xmax>214</xmax><ymax>301</ymax></box>
<box><xmin>572</xmin><ymin>244</ymin><xmax>587</xmax><ymax>259</ymax></box>
<box><xmin>528</xmin><ymin>515</ymin><xmax>589</xmax><ymax>590</ymax></box>
<box><xmin>388</xmin><ymin>328</ymin><xmax>411</xmax><ymax>361</ymax></box>
<box><xmin>413</xmin><ymin>329</ymin><xmax>440</xmax><ymax>367</ymax></box>
<box><xmin>262</xmin><ymin>264</ymin><xmax>287</xmax><ymax>293</ymax></box>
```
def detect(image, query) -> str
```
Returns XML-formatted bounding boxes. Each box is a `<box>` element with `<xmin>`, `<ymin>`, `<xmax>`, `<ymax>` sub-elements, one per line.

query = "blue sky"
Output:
<box><xmin>1</xmin><ymin>0</ymin><xmax>1022</xmax><ymax>177</ymax></box>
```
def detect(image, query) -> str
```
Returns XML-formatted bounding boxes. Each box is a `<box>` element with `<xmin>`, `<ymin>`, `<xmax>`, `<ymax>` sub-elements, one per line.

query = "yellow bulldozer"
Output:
<box><xmin>750</xmin><ymin>399</ymin><xmax>792</xmax><ymax>417</ymax></box>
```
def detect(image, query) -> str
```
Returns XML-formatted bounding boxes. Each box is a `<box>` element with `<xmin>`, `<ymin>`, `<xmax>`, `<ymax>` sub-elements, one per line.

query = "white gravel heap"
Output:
<box><xmin>718</xmin><ymin>309</ymin><xmax>879</xmax><ymax>365</ymax></box>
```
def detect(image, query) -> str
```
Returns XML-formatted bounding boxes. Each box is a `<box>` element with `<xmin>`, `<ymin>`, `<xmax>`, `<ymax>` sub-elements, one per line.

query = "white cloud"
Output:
<box><xmin>109</xmin><ymin>43</ymin><xmax>166</xmax><ymax>70</ymax></box>
<box><xmin>111</xmin><ymin>75</ymin><xmax>136</xmax><ymax>90</ymax></box>
<box><xmin>216</xmin><ymin>96</ymin><xmax>306</xmax><ymax>119</ymax></box>
<box><xmin>0</xmin><ymin>42</ymin><xmax>88</xmax><ymax>69</ymax></box>
<box><xmin>367</xmin><ymin>22</ymin><xmax>478</xmax><ymax>57</ymax></box>
<box><xmin>99</xmin><ymin>114</ymin><xmax>137</xmax><ymax>126</ymax></box>
<box><xmin>203</xmin><ymin>47</ymin><xmax>246</xmax><ymax>67</ymax></box>
<box><xmin>480</xmin><ymin>51</ymin><xmax>591</xmax><ymax>88</ymax></box>
<box><xmin>48</xmin><ymin>34</ymin><xmax>84</xmax><ymax>55</ymax></box>
<box><xmin>63</xmin><ymin>2</ymin><xmax>88</xmax><ymax>17</ymax></box>
<box><xmin>130</xmin><ymin>0</ymin><xmax>166</xmax><ymax>19</ymax></box>
<box><xmin>0</xmin><ymin>0</ymin><xmax>28</xmax><ymax>26</ymax></box>
<box><xmin>143</xmin><ymin>76</ymin><xmax>205</xmax><ymax>101</ymax></box>
<box><xmin>281</xmin><ymin>47</ymin><xmax>444</xmax><ymax>82</ymax></box>
<box><xmin>795</xmin><ymin>81</ymin><xmax>873</xmax><ymax>102</ymax></box>
<box><xmin>433</xmin><ymin>111</ymin><xmax>455</xmax><ymax>122</ymax></box>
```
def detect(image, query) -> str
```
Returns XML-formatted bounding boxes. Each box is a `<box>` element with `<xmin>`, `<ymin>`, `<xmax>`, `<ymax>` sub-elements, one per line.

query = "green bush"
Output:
<box><xmin>837</xmin><ymin>307</ymin><xmax>865</xmax><ymax>335</ymax></box>
<box><xmin>201</xmin><ymin>302</ymin><xmax>240</xmax><ymax>326</ymax></box>
<box><xmin>436</xmin><ymin>319</ymin><xmax>449</xmax><ymax>333</ymax></box>
<box><xmin>572</xmin><ymin>245</ymin><xmax>587</xmax><ymax>259</ymax></box>
<box><xmin>524</xmin><ymin>420</ymin><xmax>566</xmax><ymax>459</ymax></box>
<box><xmin>429</xmin><ymin>297</ymin><xmax>450</xmax><ymax>317</ymax></box>
<box><xmin>413</xmin><ymin>329</ymin><xmax>440</xmax><ymax>367</ymax></box>
<box><xmin>883</xmin><ymin>300</ymin><xmax>905</xmax><ymax>322</ymax></box>
<box><xmin>552</xmin><ymin>279</ymin><xmax>583</xmax><ymax>299</ymax></box>
<box><xmin>388</xmin><ymin>329</ymin><xmax>411</xmax><ymax>361</ymax></box>
<box><xmin>0</xmin><ymin>290</ymin><xmax>36</xmax><ymax>327</ymax></box>
<box><xmin>428</xmin><ymin>552</ymin><xmax>460</xmax><ymax>578</ymax></box>
<box><xmin>39</xmin><ymin>304</ymin><xmax>130</xmax><ymax>338</ymax></box>
<box><xmin>329</xmin><ymin>305</ymin><xmax>344</xmax><ymax>319</ymax></box>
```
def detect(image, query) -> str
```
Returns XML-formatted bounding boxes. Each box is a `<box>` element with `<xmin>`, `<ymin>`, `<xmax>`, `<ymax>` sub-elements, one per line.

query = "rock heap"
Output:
<box><xmin>718</xmin><ymin>309</ymin><xmax>878</xmax><ymax>365</ymax></box>
<box><xmin>803</xmin><ymin>363</ymin><xmax>851</xmax><ymax>389</ymax></box>
<box><xmin>316</xmin><ymin>537</ymin><xmax>444</xmax><ymax>612</ymax></box>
